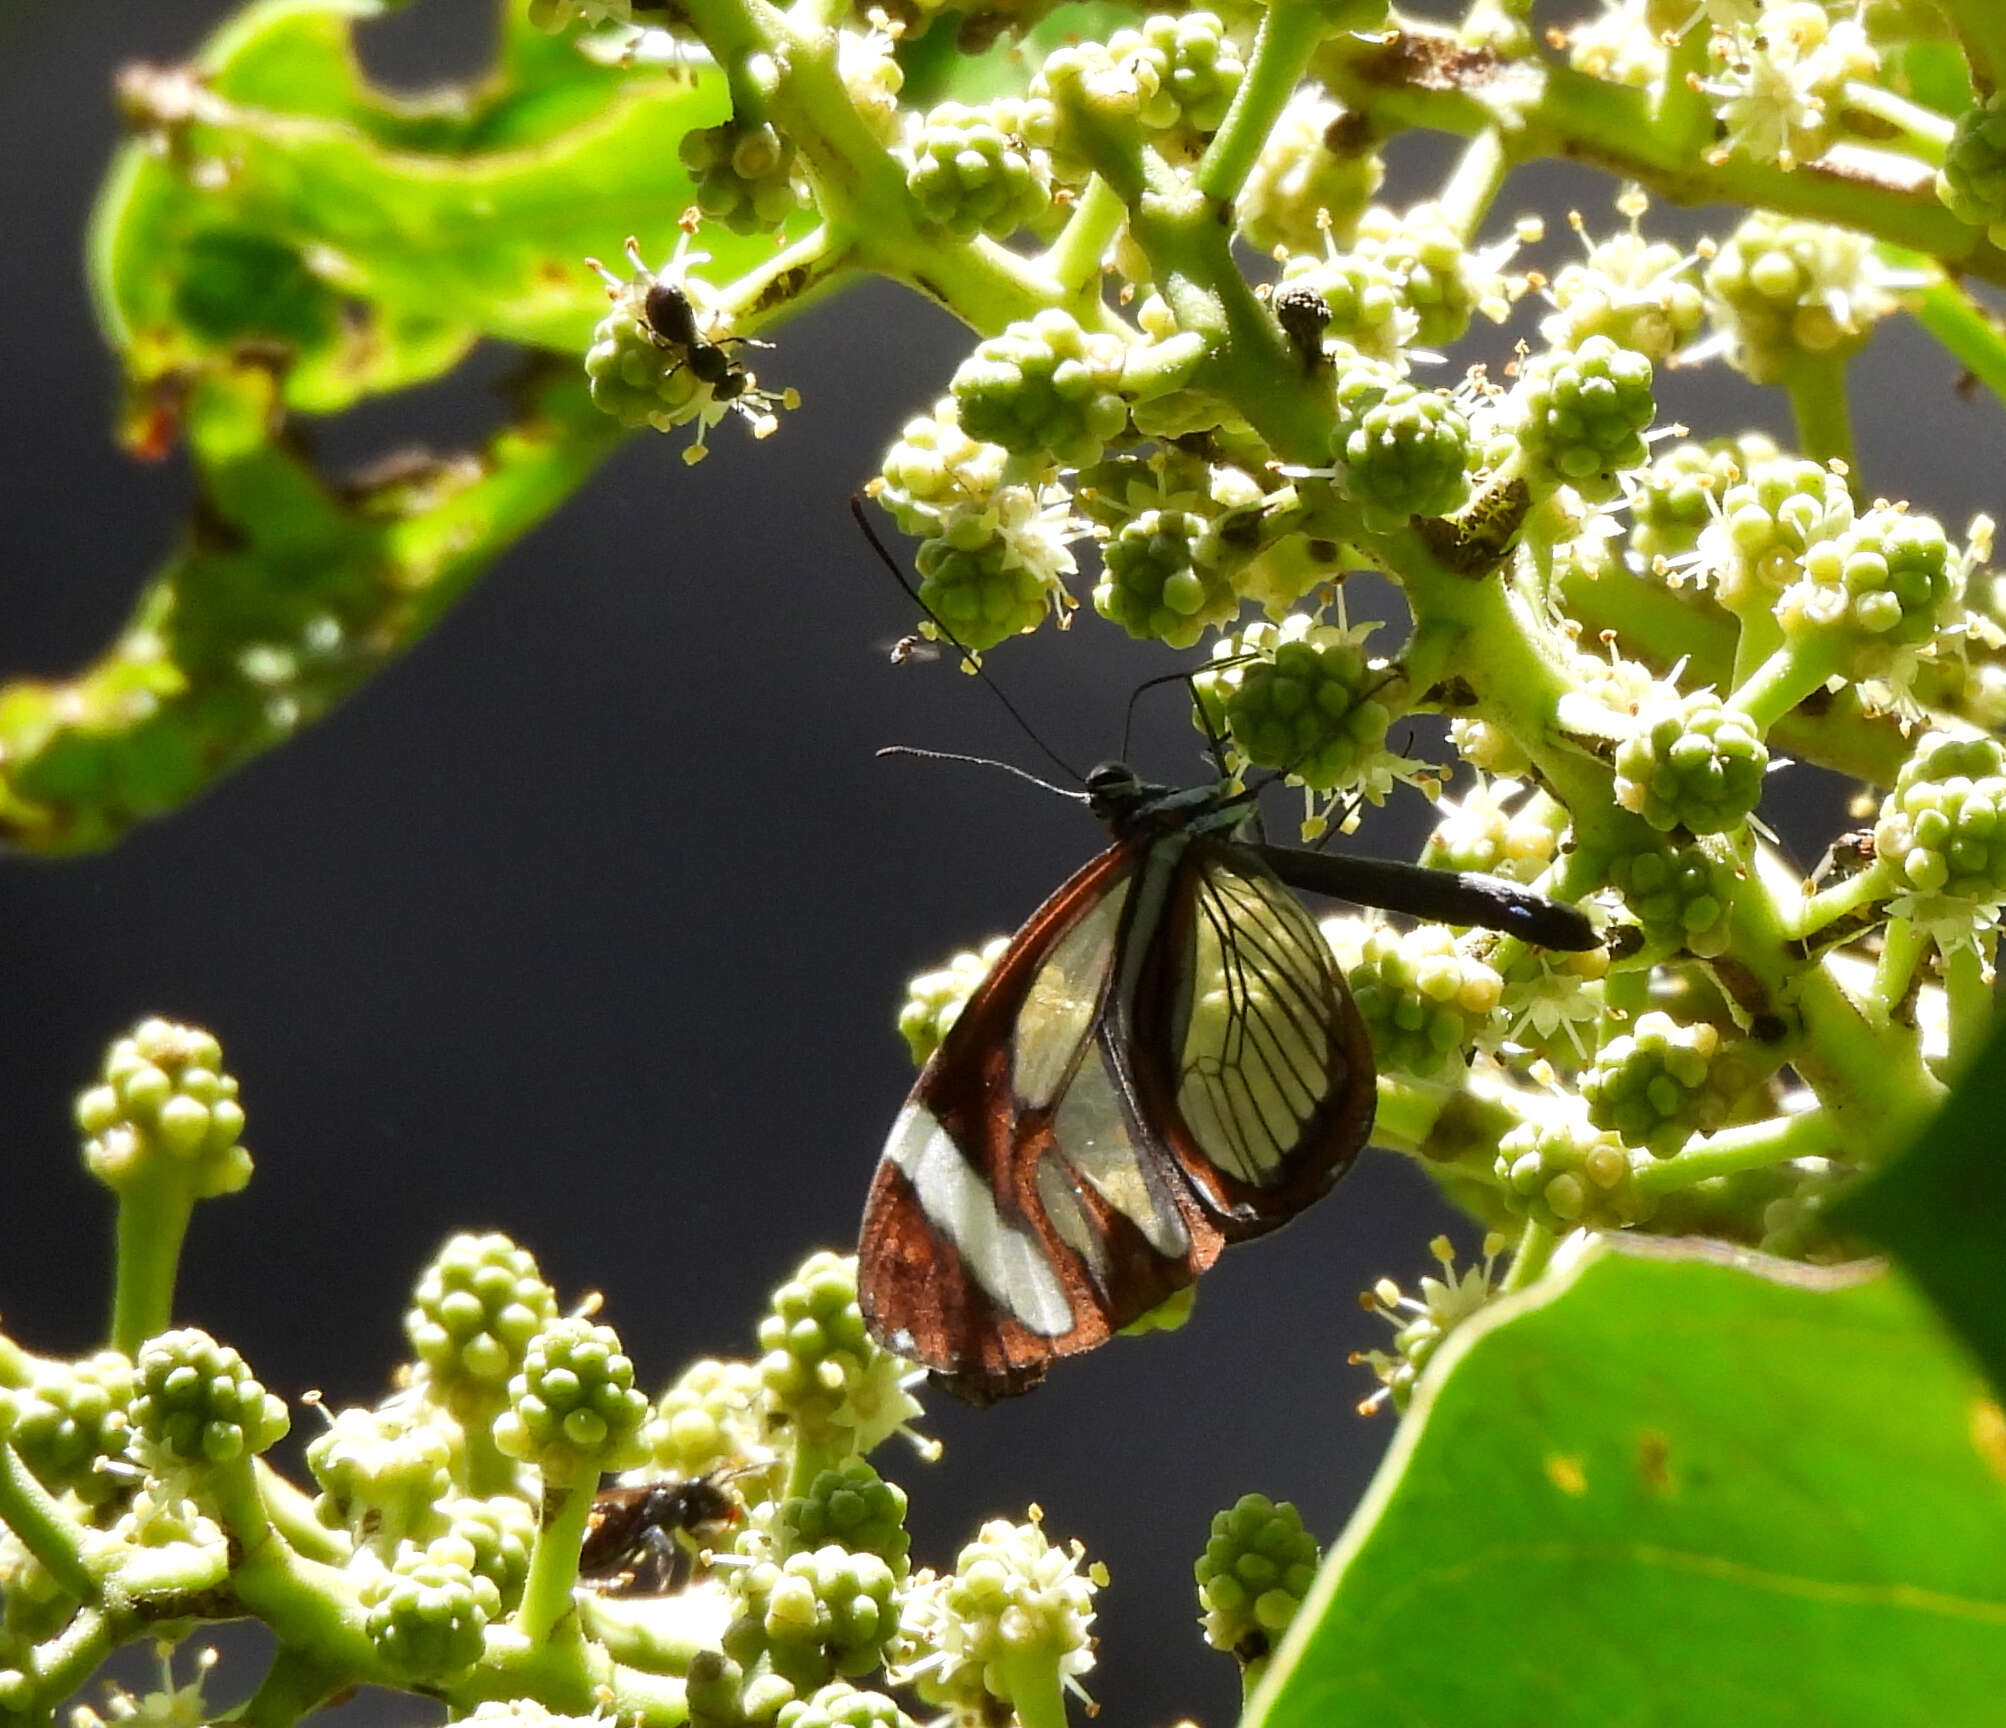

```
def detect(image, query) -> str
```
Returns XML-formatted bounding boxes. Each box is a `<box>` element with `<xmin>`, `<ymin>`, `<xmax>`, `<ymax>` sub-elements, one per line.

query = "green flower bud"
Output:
<box><xmin>777</xmin><ymin>1459</ymin><xmax>911</xmax><ymax>1575</ymax></box>
<box><xmin>898</xmin><ymin>936</ymin><xmax>1007</xmax><ymax>1066</ymax></box>
<box><xmin>1329</xmin><ymin>362</ymin><xmax>1471</xmax><ymax>527</ymax></box>
<box><xmin>406</xmin><ymin>1232</ymin><xmax>559</xmax><ymax>1416</ymax></box>
<box><xmin>1200</xmin><ymin>616</ymin><xmax>1393</xmax><ymax>790</ymax></box>
<box><xmin>906</xmin><ymin>100</ymin><xmax>1054</xmax><ymax>239</ymax></box>
<box><xmin>94</xmin><ymin>1482</ymin><xmax>231</xmax><ymax>1598</ymax></box>
<box><xmin>1094</xmin><ymin>509</ymin><xmax>1238</xmax><ymax>648</ymax></box>
<box><xmin>361</xmin><ymin>1546</ymin><xmax>500</xmax><ymax>1678</ymax></box>
<box><xmin>1347</xmin><ymin>924</ymin><xmax>1503</xmax><ymax>1079</ymax></box>
<box><xmin>131</xmin><ymin>1329</ymin><xmax>288</xmax><ymax>1469</ymax></box>
<box><xmin>306</xmin><ymin>1403</ymin><xmax>457</xmax><ymax>1546</ymax></box>
<box><xmin>1938</xmin><ymin>91</ymin><xmax>2006</xmax><ymax>244</ymax></box>
<box><xmin>1421</xmin><ymin>778</ymin><xmax>1566</xmax><ymax>883</ymax></box>
<box><xmin>1873</xmin><ymin>731</ymin><xmax>2006</xmax><ymax>907</ymax></box>
<box><xmin>1628</xmin><ymin>435</ymin><xmax>1777</xmax><ymax>571</ymax></box>
<box><xmin>1194</xmin><ymin>1494</ymin><xmax>1320</xmax><ymax>1664</ymax></box>
<box><xmin>1540</xmin><ymin>221</ymin><xmax>1703</xmax><ymax>364</ymax></box>
<box><xmin>1495</xmin><ymin>1114</ymin><xmax>1654</xmax><ymax>1231</ymax></box>
<box><xmin>1275</xmin><ymin>250</ymin><xmax>1407</xmax><ymax>364</ymax></box>
<box><xmin>916</xmin><ymin>507</ymin><xmax>1072</xmax><ymax>651</ymax></box>
<box><xmin>651</xmin><ymin>1356</ymin><xmax>768</xmax><ymax>1481</ymax></box>
<box><xmin>1703</xmin><ymin>212</ymin><xmax>1893</xmax><ymax>386</ymax></box>
<box><xmin>679</xmin><ymin>119</ymin><xmax>807</xmax><ymax>236</ymax></box>
<box><xmin>436</xmin><ymin>1493</ymin><xmax>538</xmax><ymax>1612</ymax></box>
<box><xmin>0</xmin><ymin>1351</ymin><xmax>134</xmax><ymax>1507</ymax></box>
<box><xmin>76</xmin><ymin>1019</ymin><xmax>250</xmax><ymax>1200</ymax></box>
<box><xmin>492</xmin><ymin>1318</ymin><xmax>651</xmax><ymax>1488</ymax></box>
<box><xmin>1777</xmin><ymin>505</ymin><xmax>1960</xmax><ymax>667</ymax></box>
<box><xmin>1702</xmin><ymin>453</ymin><xmax>1856</xmax><ymax>611</ymax></box>
<box><xmin>1236</xmin><ymin>90</ymin><xmax>1383</xmax><ymax>257</ymax></box>
<box><xmin>776</xmin><ymin>1682</ymin><xmax>915</xmax><ymax>1728</ymax></box>
<box><xmin>1510</xmin><ymin>334</ymin><xmax>1656</xmax><ymax>503</ymax></box>
<box><xmin>724</xmin><ymin>1544</ymin><xmax>901</xmax><ymax>1689</ymax></box>
<box><xmin>952</xmin><ymin>310</ymin><xmax>1130</xmax><ymax>467</ymax></box>
<box><xmin>1353</xmin><ymin>202</ymin><xmax>1489</xmax><ymax>349</ymax></box>
<box><xmin>870</xmin><ymin>398</ymin><xmax>1009</xmax><ymax>537</ymax></box>
<box><xmin>1613</xmin><ymin>694</ymin><xmax>1768</xmax><ymax>835</ymax></box>
<box><xmin>1581</xmin><ymin>1011</ymin><xmax>1723</xmax><ymax>1158</ymax></box>
<box><xmin>757</xmin><ymin>1251</ymin><xmax>922</xmax><ymax>1458</ymax></box>
<box><xmin>1353</xmin><ymin>1234</ymin><xmax>1506</xmax><ymax>1413</ymax></box>
<box><xmin>1601</xmin><ymin>840</ymin><xmax>1732</xmax><ymax>958</ymax></box>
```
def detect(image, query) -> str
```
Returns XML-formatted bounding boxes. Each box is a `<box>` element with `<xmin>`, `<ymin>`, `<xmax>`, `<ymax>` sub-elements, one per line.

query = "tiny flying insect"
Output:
<box><xmin>578</xmin><ymin>1471</ymin><xmax>744</xmax><ymax>1596</ymax></box>
<box><xmin>849</xmin><ymin>504</ymin><xmax>1598</xmax><ymax>1405</ymax></box>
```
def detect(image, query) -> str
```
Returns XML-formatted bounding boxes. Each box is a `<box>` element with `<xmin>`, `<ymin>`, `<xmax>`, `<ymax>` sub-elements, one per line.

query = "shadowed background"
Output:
<box><xmin>1</xmin><ymin>5</ymin><xmax>1997</xmax><ymax>1723</ymax></box>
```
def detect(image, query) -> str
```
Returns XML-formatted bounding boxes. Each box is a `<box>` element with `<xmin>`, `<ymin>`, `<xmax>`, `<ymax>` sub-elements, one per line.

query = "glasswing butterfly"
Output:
<box><xmin>848</xmin><ymin>503</ymin><xmax>1597</xmax><ymax>1404</ymax></box>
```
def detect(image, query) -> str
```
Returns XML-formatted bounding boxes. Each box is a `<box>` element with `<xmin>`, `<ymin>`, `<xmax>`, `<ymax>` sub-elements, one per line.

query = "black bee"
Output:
<box><xmin>641</xmin><ymin>280</ymin><xmax>761</xmax><ymax>404</ymax></box>
<box><xmin>578</xmin><ymin>1472</ymin><xmax>743</xmax><ymax>1596</ymax></box>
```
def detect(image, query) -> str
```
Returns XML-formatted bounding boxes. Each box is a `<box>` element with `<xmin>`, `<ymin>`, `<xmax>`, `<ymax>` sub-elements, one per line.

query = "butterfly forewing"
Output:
<box><xmin>859</xmin><ymin>807</ymin><xmax>1375</xmax><ymax>1403</ymax></box>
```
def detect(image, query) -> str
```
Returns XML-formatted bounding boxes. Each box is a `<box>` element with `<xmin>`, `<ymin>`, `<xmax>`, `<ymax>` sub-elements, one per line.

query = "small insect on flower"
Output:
<box><xmin>851</xmin><ymin>506</ymin><xmax>1599</xmax><ymax>1406</ymax></box>
<box><xmin>641</xmin><ymin>277</ymin><xmax>765</xmax><ymax>407</ymax></box>
<box><xmin>578</xmin><ymin>1471</ymin><xmax>743</xmax><ymax>1595</ymax></box>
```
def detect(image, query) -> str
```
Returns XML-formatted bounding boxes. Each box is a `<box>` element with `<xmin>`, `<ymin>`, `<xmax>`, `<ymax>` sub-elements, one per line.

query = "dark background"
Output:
<box><xmin>1</xmin><ymin>4</ymin><xmax>1997</xmax><ymax>1724</ymax></box>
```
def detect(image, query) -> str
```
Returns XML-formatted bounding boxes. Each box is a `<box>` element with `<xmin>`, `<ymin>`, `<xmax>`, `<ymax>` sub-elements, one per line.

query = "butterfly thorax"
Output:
<box><xmin>1084</xmin><ymin>761</ymin><xmax>1254</xmax><ymax>844</ymax></box>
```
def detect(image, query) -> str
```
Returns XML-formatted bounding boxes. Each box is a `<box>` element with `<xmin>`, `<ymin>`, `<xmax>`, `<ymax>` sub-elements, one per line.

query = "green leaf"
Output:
<box><xmin>1248</xmin><ymin>1238</ymin><xmax>2006</xmax><ymax>1728</ymax></box>
<box><xmin>1827</xmin><ymin>1013</ymin><xmax>2006</xmax><ymax>1399</ymax></box>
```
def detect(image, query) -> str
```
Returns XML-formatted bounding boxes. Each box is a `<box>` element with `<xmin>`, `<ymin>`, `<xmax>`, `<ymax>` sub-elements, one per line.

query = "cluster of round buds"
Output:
<box><xmin>491</xmin><ymin>1317</ymin><xmax>652</xmax><ymax>1488</ymax></box>
<box><xmin>679</xmin><ymin>119</ymin><xmax>808</xmax><ymax>235</ymax></box>
<box><xmin>1351</xmin><ymin>202</ymin><xmax>1506</xmax><ymax>350</ymax></box>
<box><xmin>870</xmin><ymin>398</ymin><xmax>1011</xmax><ymax>536</ymax></box>
<box><xmin>1195</xmin><ymin>614</ymin><xmax>1393</xmax><ymax>789</ymax></box>
<box><xmin>1613</xmin><ymin>692</ymin><xmax>1768</xmax><ymax>835</ymax></box>
<box><xmin>435</xmin><ymin>1493</ymin><xmax>537</xmax><ymax>1612</ymax></box>
<box><xmin>1506</xmin><ymin>333</ymin><xmax>1657</xmax><ymax>505</ymax></box>
<box><xmin>757</xmin><ymin>1250</ymin><xmax>924</xmax><ymax>1457</ymax></box>
<box><xmin>901</xmin><ymin>1513</ymin><xmax>1103</xmax><ymax>1717</ymax></box>
<box><xmin>1352</xmin><ymin>1234</ymin><xmax>1507</xmax><ymax>1413</ymax></box>
<box><xmin>1193</xmin><ymin>1494</ymin><xmax>1321</xmax><ymax>1668</ymax></box>
<box><xmin>360</xmin><ymin>1543</ymin><xmax>499</xmax><ymax>1679</ymax></box>
<box><xmin>1421</xmin><ymin>776</ymin><xmax>1567</xmax><ymax>883</ymax></box>
<box><xmin>776</xmin><ymin>1682</ymin><xmax>915</xmax><ymax>1728</ymax></box>
<box><xmin>1872</xmin><ymin>731</ymin><xmax>2006</xmax><ymax>919</ymax></box>
<box><xmin>0</xmin><ymin>1350</ymin><xmax>134</xmax><ymax>1508</ymax></box>
<box><xmin>838</xmin><ymin>22</ymin><xmax>906</xmax><ymax>147</ymax></box>
<box><xmin>129</xmin><ymin>1328</ymin><xmax>289</xmax><ymax>1472</ymax></box>
<box><xmin>1236</xmin><ymin>90</ymin><xmax>1383</xmax><ymax>257</ymax></box>
<box><xmin>1345</xmin><ymin>924</ymin><xmax>1503</xmax><ymax>1079</ymax></box>
<box><xmin>1537</xmin><ymin>202</ymin><xmax>1704</xmax><ymax>364</ymax></box>
<box><xmin>898</xmin><ymin>934</ymin><xmax>1006</xmax><ymax>1065</ymax></box>
<box><xmin>1700</xmin><ymin>3</ymin><xmax>1875</xmax><ymax>169</ymax></box>
<box><xmin>1775</xmin><ymin>504</ymin><xmax>1961</xmax><ymax>674</ymax></box>
<box><xmin>1095</xmin><ymin>508</ymin><xmax>1238</xmax><ymax>648</ymax></box>
<box><xmin>1581</xmin><ymin>1012</ymin><xmax>1728</xmax><ymax>1158</ymax></box>
<box><xmin>305</xmin><ymin>1401</ymin><xmax>456</xmax><ymax>1547</ymax></box>
<box><xmin>1495</xmin><ymin>1111</ymin><xmax>1654</xmax><ymax>1231</ymax></box>
<box><xmin>776</xmin><ymin>1459</ymin><xmax>912</xmax><ymax>1575</ymax></box>
<box><xmin>1702</xmin><ymin>212</ymin><xmax>1895</xmax><ymax>386</ymax></box>
<box><xmin>1627</xmin><ymin>434</ymin><xmax>1778</xmax><ymax>572</ymax></box>
<box><xmin>1938</xmin><ymin>91</ymin><xmax>2006</xmax><ymax>245</ymax></box>
<box><xmin>1272</xmin><ymin>247</ymin><xmax>1409</xmax><ymax>365</ymax></box>
<box><xmin>1031</xmin><ymin>13</ymin><xmax>1244</xmax><ymax>172</ymax></box>
<box><xmin>723</xmin><ymin>1543</ymin><xmax>902</xmax><ymax>1689</ymax></box>
<box><xmin>1599</xmin><ymin>838</ymin><xmax>1732</xmax><ymax>958</ymax></box>
<box><xmin>952</xmin><ymin>309</ymin><xmax>1131</xmax><ymax>468</ymax></box>
<box><xmin>914</xmin><ymin>488</ymin><xmax>1079</xmax><ymax>651</ymax></box>
<box><xmin>1696</xmin><ymin>452</ymin><xmax>1856</xmax><ymax>612</ymax></box>
<box><xmin>76</xmin><ymin>1018</ymin><xmax>250</xmax><ymax>1201</ymax></box>
<box><xmin>650</xmin><ymin>1355</ymin><xmax>767</xmax><ymax>1481</ymax></box>
<box><xmin>904</xmin><ymin>99</ymin><xmax>1054</xmax><ymax>239</ymax></box>
<box><xmin>1327</xmin><ymin>356</ymin><xmax>1473</xmax><ymax>528</ymax></box>
<box><xmin>405</xmin><ymin>1231</ymin><xmax>559</xmax><ymax>1420</ymax></box>
<box><xmin>584</xmin><ymin>239</ymin><xmax>797</xmax><ymax>461</ymax></box>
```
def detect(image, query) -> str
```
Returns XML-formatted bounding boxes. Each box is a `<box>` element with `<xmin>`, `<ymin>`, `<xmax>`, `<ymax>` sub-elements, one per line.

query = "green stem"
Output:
<box><xmin>208</xmin><ymin>1456</ymin><xmax>281</xmax><ymax>1560</ymax></box>
<box><xmin>1940</xmin><ymin>938</ymin><xmax>1994</xmax><ymax>1076</ymax></box>
<box><xmin>1838</xmin><ymin>80</ymin><xmax>1956</xmax><ymax>163</ymax></box>
<box><xmin>254</xmin><ymin>1460</ymin><xmax>349</xmax><ymax>1566</ymax></box>
<box><xmin>1907</xmin><ymin>270</ymin><xmax>2006</xmax><ymax>411</ymax></box>
<box><xmin>1651</xmin><ymin>15</ymin><xmax>1714</xmax><ymax>157</ymax></box>
<box><xmin>1730</xmin><ymin>637</ymin><xmax>1840</xmax><ymax>734</ymax></box>
<box><xmin>109</xmin><ymin>1168</ymin><xmax>197</xmax><ymax>1357</ymax></box>
<box><xmin>1497</xmin><ymin>1217</ymin><xmax>1557</xmax><ymax>1295</ymax></box>
<box><xmin>0</xmin><ymin>1444</ymin><xmax>94</xmax><ymax>1599</ymax></box>
<box><xmin>1633</xmin><ymin>1107</ymin><xmax>1840</xmax><ymax>1196</ymax></box>
<box><xmin>1938</xmin><ymin>0</ymin><xmax>2006</xmax><ymax>96</ymax></box>
<box><xmin>1870</xmin><ymin>915</ymin><xmax>1930</xmax><ymax>1021</ymax></box>
<box><xmin>990</xmin><ymin>1644</ymin><xmax>1069</xmax><ymax>1728</ymax></box>
<box><xmin>515</xmin><ymin>1480</ymin><xmax>595</xmax><ymax>1645</ymax></box>
<box><xmin>1041</xmin><ymin>177</ymin><xmax>1128</xmax><ymax>300</ymax></box>
<box><xmin>1782</xmin><ymin>354</ymin><xmax>1857</xmax><ymax>479</ymax></box>
<box><xmin>1785</xmin><ymin>860</ymin><xmax>1892</xmax><ymax>943</ymax></box>
<box><xmin>19</xmin><ymin>1608</ymin><xmax>111</xmax><ymax>1721</ymax></box>
<box><xmin>1194</xmin><ymin>0</ymin><xmax>1340</xmax><ymax>205</ymax></box>
<box><xmin>1434</xmin><ymin>127</ymin><xmax>1510</xmax><ymax>241</ymax></box>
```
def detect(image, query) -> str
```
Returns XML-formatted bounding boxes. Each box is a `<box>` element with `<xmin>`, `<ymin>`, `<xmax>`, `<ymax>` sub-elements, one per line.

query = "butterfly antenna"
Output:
<box><xmin>876</xmin><ymin>745</ymin><xmax>1087</xmax><ymax>802</ymax></box>
<box><xmin>850</xmin><ymin>495</ymin><xmax>1084</xmax><ymax>786</ymax></box>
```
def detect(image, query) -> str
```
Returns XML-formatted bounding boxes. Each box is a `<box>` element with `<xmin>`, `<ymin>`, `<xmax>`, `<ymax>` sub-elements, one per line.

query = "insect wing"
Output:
<box><xmin>1132</xmin><ymin>838</ymin><xmax>1375</xmax><ymax>1238</ymax></box>
<box><xmin>859</xmin><ymin>831</ymin><xmax>1373</xmax><ymax>1403</ymax></box>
